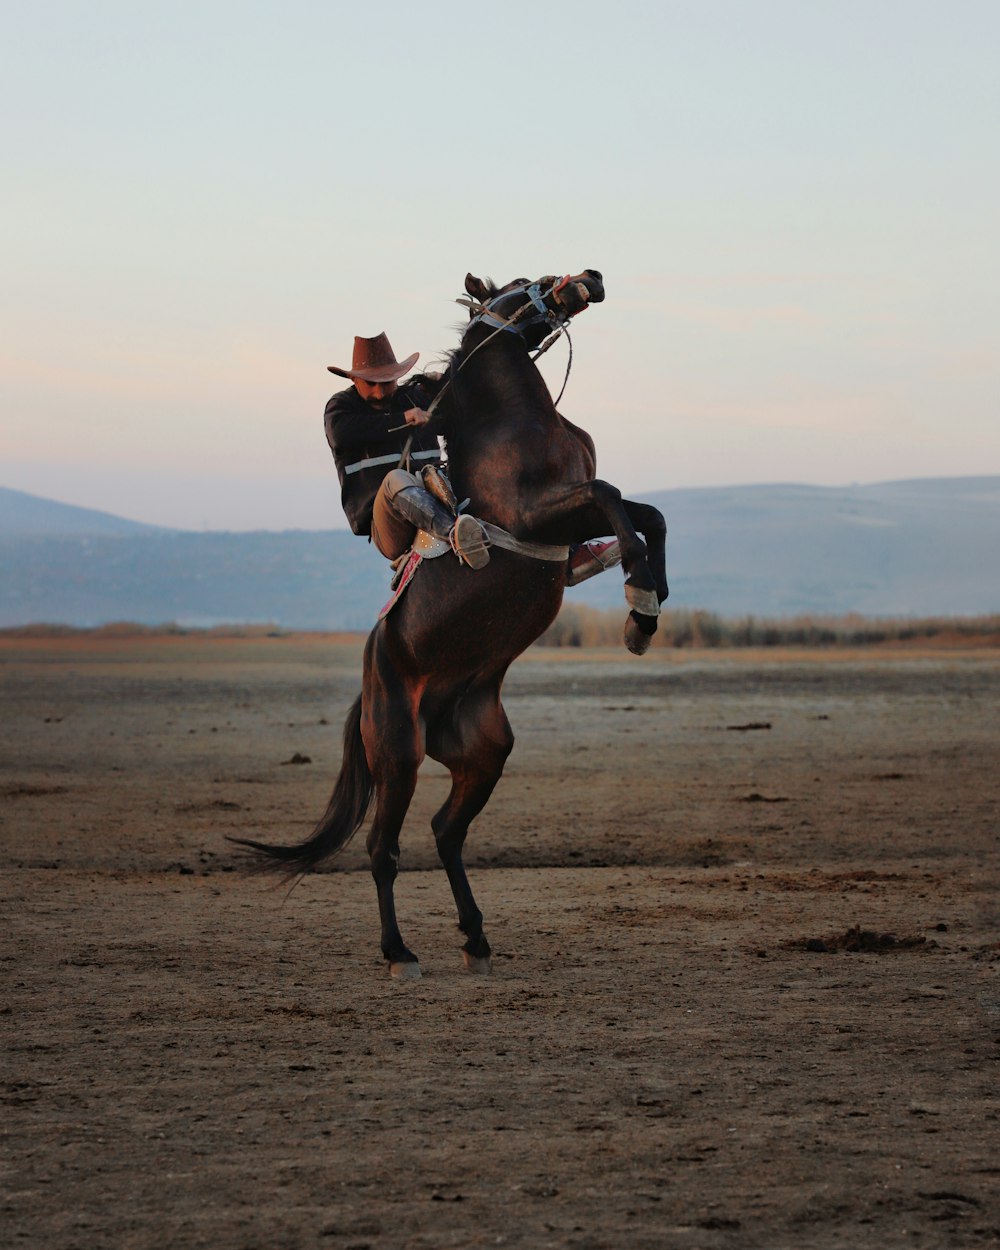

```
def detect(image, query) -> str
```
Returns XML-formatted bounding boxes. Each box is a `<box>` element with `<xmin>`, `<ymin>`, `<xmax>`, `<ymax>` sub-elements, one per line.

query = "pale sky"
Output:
<box><xmin>3</xmin><ymin>1</ymin><xmax>998</xmax><ymax>530</ymax></box>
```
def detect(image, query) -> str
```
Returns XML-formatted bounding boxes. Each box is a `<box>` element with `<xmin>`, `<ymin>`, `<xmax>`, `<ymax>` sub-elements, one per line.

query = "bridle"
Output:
<box><xmin>456</xmin><ymin>276</ymin><xmax>580</xmax><ymax>403</ymax></box>
<box><xmin>463</xmin><ymin>279</ymin><xmax>571</xmax><ymax>338</ymax></box>
<box><xmin>393</xmin><ymin>278</ymin><xmax>581</xmax><ymax>452</ymax></box>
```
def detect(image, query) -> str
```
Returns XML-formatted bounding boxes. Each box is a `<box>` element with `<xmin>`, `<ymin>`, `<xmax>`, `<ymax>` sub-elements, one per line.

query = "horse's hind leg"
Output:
<box><xmin>362</xmin><ymin>647</ymin><xmax>425</xmax><ymax>978</ymax></box>
<box><xmin>427</xmin><ymin>684</ymin><xmax>514</xmax><ymax>974</ymax></box>
<box><xmin>366</xmin><ymin>759</ymin><xmax>421</xmax><ymax>977</ymax></box>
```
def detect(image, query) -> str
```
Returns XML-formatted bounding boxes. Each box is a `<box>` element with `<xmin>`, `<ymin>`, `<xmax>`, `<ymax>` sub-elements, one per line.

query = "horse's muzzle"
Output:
<box><xmin>581</xmin><ymin>269</ymin><xmax>605</xmax><ymax>303</ymax></box>
<box><xmin>555</xmin><ymin>269</ymin><xmax>605</xmax><ymax>314</ymax></box>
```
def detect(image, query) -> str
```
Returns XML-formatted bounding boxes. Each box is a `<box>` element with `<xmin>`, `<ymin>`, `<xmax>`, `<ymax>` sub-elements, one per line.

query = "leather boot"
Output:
<box><xmin>390</xmin><ymin>484</ymin><xmax>490</xmax><ymax>569</ymax></box>
<box><xmin>566</xmin><ymin>539</ymin><xmax>622</xmax><ymax>586</ymax></box>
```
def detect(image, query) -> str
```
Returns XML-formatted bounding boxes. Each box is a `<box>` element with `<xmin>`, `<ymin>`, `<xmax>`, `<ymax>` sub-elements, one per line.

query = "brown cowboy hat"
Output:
<box><xmin>327</xmin><ymin>332</ymin><xmax>419</xmax><ymax>383</ymax></box>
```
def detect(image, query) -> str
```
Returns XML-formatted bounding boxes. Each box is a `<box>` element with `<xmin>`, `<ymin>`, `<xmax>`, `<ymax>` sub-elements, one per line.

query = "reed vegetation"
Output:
<box><xmin>4</xmin><ymin>613</ymin><xmax>999</xmax><ymax>649</ymax></box>
<box><xmin>536</xmin><ymin>605</ymin><xmax>1000</xmax><ymax>649</ymax></box>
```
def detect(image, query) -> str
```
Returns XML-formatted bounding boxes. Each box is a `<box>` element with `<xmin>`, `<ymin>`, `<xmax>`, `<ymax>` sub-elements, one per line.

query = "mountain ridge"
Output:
<box><xmin>0</xmin><ymin>485</ymin><xmax>172</xmax><ymax>537</ymax></box>
<box><xmin>2</xmin><ymin>478</ymin><xmax>998</xmax><ymax>627</ymax></box>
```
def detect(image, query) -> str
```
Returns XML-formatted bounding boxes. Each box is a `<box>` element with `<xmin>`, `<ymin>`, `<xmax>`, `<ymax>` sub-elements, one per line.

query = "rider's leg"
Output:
<box><xmin>379</xmin><ymin>469</ymin><xmax>490</xmax><ymax>569</ymax></box>
<box><xmin>565</xmin><ymin>539</ymin><xmax>622</xmax><ymax>587</ymax></box>
<box><xmin>371</xmin><ymin>473</ymin><xmax>419</xmax><ymax>560</ymax></box>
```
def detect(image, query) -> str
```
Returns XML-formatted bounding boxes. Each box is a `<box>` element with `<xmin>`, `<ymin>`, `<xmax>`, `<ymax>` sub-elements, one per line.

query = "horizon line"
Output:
<box><xmin>2</xmin><ymin>472</ymin><xmax>999</xmax><ymax>536</ymax></box>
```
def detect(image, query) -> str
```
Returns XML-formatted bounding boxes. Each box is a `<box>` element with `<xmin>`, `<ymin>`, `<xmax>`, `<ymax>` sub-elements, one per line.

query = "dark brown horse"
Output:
<box><xmin>237</xmin><ymin>270</ymin><xmax>668</xmax><ymax>977</ymax></box>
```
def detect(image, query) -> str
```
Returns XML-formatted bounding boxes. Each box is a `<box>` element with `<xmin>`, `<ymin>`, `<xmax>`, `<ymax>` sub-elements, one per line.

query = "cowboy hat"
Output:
<box><xmin>327</xmin><ymin>332</ymin><xmax>419</xmax><ymax>383</ymax></box>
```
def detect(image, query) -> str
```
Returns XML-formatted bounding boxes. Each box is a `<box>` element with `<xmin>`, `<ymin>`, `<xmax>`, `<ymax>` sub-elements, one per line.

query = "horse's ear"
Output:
<box><xmin>465</xmin><ymin>273</ymin><xmax>491</xmax><ymax>303</ymax></box>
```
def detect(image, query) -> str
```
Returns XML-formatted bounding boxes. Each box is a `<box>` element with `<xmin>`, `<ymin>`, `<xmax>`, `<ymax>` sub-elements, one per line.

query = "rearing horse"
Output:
<box><xmin>238</xmin><ymin>270</ymin><xmax>668</xmax><ymax>977</ymax></box>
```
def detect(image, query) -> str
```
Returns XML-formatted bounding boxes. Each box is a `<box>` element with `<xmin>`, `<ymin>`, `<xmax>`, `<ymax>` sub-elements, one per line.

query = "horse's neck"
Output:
<box><xmin>445</xmin><ymin>343</ymin><xmax>590</xmax><ymax>528</ymax></box>
<box><xmin>463</xmin><ymin>336</ymin><xmax>549</xmax><ymax>410</ymax></box>
<box><xmin>449</xmin><ymin>348</ymin><xmax>553</xmax><ymax>464</ymax></box>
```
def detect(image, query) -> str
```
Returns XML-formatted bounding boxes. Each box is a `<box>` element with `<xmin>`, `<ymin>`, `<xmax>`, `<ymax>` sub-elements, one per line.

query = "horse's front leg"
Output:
<box><xmin>519</xmin><ymin>479</ymin><xmax>664</xmax><ymax>653</ymax></box>
<box><xmin>623</xmin><ymin>499</ymin><xmax>668</xmax><ymax>603</ymax></box>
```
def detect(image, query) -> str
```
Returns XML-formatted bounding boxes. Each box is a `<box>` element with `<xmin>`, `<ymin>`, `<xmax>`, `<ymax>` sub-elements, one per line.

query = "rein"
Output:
<box><xmin>454</xmin><ymin>279</ymin><xmax>568</xmax><ymax>371</ymax></box>
<box><xmin>445</xmin><ymin>279</ymin><xmax>578</xmax><ymax>407</ymax></box>
<box><xmin>533</xmin><ymin>321</ymin><xmax>573</xmax><ymax>408</ymax></box>
<box><xmin>391</xmin><ymin>279</ymin><xmax>574</xmax><ymax>450</ymax></box>
<box><xmin>467</xmin><ymin>280</ymin><xmax>576</xmax><ymax>403</ymax></box>
<box><xmin>390</xmin><ymin>280</ymin><xmax>577</xmax><ymax>470</ymax></box>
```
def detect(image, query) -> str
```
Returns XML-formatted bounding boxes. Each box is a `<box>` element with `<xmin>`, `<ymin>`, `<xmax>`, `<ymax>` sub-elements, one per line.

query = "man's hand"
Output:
<box><xmin>404</xmin><ymin>407</ymin><xmax>430</xmax><ymax>426</ymax></box>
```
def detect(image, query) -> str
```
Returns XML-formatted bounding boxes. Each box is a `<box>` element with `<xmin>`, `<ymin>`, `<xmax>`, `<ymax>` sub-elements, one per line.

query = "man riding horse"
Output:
<box><xmin>324</xmin><ymin>330</ymin><xmax>621</xmax><ymax>587</ymax></box>
<box><xmin>240</xmin><ymin>269</ymin><xmax>668</xmax><ymax>977</ymax></box>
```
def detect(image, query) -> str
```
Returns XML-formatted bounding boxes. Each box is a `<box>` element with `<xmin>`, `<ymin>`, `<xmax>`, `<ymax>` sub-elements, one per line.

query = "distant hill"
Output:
<box><xmin>593</xmin><ymin>476</ymin><xmax>1000</xmax><ymax>617</ymax></box>
<box><xmin>1</xmin><ymin>478</ymin><xmax>998</xmax><ymax>628</ymax></box>
<box><xmin>0</xmin><ymin>485</ymin><xmax>167</xmax><ymax>537</ymax></box>
<box><xmin>1</xmin><ymin>528</ymin><xmax>377</xmax><ymax>631</ymax></box>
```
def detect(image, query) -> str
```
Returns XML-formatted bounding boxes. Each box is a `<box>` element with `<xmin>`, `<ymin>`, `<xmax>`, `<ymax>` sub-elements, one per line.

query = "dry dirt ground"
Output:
<box><xmin>2</xmin><ymin>633</ymin><xmax>999</xmax><ymax>1250</ymax></box>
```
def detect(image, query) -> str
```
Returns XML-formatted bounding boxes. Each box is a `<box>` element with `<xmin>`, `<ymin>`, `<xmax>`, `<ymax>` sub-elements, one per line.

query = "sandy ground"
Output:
<box><xmin>2</xmin><ymin>633</ymin><xmax>999</xmax><ymax>1249</ymax></box>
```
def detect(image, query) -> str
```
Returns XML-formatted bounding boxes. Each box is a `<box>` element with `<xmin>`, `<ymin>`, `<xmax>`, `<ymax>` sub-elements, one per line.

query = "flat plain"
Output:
<box><xmin>2</xmin><ymin>633</ymin><xmax>999</xmax><ymax>1249</ymax></box>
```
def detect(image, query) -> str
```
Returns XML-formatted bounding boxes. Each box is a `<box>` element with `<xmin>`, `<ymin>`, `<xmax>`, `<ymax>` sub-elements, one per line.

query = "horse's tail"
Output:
<box><xmin>230</xmin><ymin>694</ymin><xmax>373</xmax><ymax>873</ymax></box>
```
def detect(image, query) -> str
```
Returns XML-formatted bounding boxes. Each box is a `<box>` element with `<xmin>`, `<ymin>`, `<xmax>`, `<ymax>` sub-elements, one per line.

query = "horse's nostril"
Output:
<box><xmin>587</xmin><ymin>269</ymin><xmax>603</xmax><ymax>283</ymax></box>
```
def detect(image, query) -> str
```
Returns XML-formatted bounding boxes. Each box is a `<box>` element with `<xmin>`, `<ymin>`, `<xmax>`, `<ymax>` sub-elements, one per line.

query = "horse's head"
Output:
<box><xmin>462</xmin><ymin>270</ymin><xmax>605</xmax><ymax>349</ymax></box>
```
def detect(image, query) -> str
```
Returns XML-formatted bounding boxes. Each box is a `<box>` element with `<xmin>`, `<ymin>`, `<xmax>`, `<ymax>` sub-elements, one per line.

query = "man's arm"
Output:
<box><xmin>324</xmin><ymin>391</ymin><xmax>379</xmax><ymax>457</ymax></box>
<box><xmin>400</xmin><ymin>374</ymin><xmax>445</xmax><ymax>428</ymax></box>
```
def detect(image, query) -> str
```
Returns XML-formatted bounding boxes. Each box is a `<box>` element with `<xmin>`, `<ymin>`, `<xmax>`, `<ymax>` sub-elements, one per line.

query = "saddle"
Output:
<box><xmin>377</xmin><ymin>465</ymin><xmax>593</xmax><ymax>622</ymax></box>
<box><xmin>379</xmin><ymin>531</ymin><xmax>451</xmax><ymax>622</ymax></box>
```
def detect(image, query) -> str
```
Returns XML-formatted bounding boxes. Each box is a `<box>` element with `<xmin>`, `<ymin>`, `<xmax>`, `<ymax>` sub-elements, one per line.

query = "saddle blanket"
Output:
<box><xmin>377</xmin><ymin>549</ymin><xmax>424</xmax><ymax>622</ymax></box>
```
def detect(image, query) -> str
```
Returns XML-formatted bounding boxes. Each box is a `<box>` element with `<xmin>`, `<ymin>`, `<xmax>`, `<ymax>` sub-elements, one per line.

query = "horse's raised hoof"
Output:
<box><xmin>390</xmin><ymin>959</ymin><xmax>422</xmax><ymax>981</ymax></box>
<box><xmin>462</xmin><ymin>950</ymin><xmax>492</xmax><ymax>975</ymax></box>
<box><xmin>624</xmin><ymin>612</ymin><xmax>657</xmax><ymax>656</ymax></box>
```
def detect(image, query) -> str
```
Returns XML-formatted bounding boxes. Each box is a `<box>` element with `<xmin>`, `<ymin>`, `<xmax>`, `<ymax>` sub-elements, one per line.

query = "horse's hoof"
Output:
<box><xmin>624</xmin><ymin>615</ymin><xmax>655</xmax><ymax>655</ymax></box>
<box><xmin>390</xmin><ymin>960</ymin><xmax>422</xmax><ymax>981</ymax></box>
<box><xmin>462</xmin><ymin>951</ymin><xmax>492</xmax><ymax>975</ymax></box>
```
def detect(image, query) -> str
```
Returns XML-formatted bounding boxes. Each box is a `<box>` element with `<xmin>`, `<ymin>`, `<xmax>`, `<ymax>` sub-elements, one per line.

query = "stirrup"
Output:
<box><xmin>450</xmin><ymin>514</ymin><xmax>490</xmax><ymax>569</ymax></box>
<box><xmin>421</xmin><ymin>464</ymin><xmax>458</xmax><ymax>514</ymax></box>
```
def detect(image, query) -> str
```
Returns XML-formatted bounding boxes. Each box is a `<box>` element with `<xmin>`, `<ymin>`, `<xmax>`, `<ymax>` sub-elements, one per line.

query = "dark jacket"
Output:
<box><xmin>323</xmin><ymin>377</ymin><xmax>444</xmax><ymax>536</ymax></box>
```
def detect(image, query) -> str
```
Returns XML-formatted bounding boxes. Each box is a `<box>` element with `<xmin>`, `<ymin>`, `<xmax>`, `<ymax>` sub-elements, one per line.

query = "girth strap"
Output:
<box><xmin>479</xmin><ymin>522</ymin><xmax>569</xmax><ymax>562</ymax></box>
